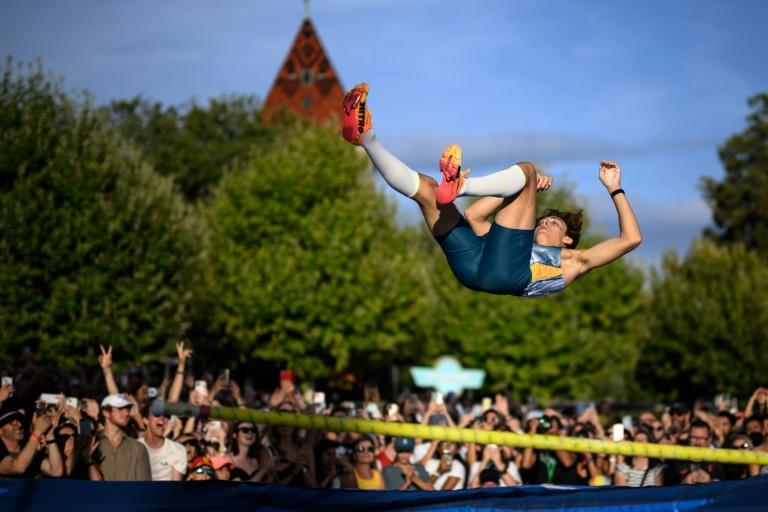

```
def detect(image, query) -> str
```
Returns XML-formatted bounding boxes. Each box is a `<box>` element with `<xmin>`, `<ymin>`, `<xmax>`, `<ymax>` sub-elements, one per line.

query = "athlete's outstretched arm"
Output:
<box><xmin>576</xmin><ymin>161</ymin><xmax>641</xmax><ymax>273</ymax></box>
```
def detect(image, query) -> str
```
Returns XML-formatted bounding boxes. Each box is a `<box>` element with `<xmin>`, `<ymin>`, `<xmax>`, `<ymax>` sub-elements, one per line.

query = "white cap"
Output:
<box><xmin>101</xmin><ymin>394</ymin><xmax>132</xmax><ymax>409</ymax></box>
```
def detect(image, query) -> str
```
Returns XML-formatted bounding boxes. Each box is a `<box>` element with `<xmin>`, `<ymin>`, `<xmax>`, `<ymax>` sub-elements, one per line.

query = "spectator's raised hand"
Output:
<box><xmin>176</xmin><ymin>341</ymin><xmax>193</xmax><ymax>364</ymax></box>
<box><xmin>495</xmin><ymin>394</ymin><xmax>510</xmax><ymax>417</ymax></box>
<box><xmin>0</xmin><ymin>381</ymin><xmax>14</xmax><ymax>403</ymax></box>
<box><xmin>64</xmin><ymin>402</ymin><xmax>82</xmax><ymax>426</ymax></box>
<box><xmin>82</xmin><ymin>398</ymin><xmax>99</xmax><ymax>420</ymax></box>
<box><xmin>32</xmin><ymin>412</ymin><xmax>53</xmax><ymax>436</ymax></box>
<box><xmin>98</xmin><ymin>344</ymin><xmax>113</xmax><ymax>368</ymax></box>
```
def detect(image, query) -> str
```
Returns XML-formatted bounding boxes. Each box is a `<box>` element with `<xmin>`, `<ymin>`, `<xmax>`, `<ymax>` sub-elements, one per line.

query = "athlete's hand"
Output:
<box><xmin>536</xmin><ymin>173</ymin><xmax>552</xmax><ymax>192</ymax></box>
<box><xmin>599</xmin><ymin>160</ymin><xmax>621</xmax><ymax>193</ymax></box>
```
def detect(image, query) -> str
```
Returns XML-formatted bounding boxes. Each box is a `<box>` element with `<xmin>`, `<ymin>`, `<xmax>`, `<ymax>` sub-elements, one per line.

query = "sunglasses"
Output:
<box><xmin>193</xmin><ymin>467</ymin><xmax>216</xmax><ymax>477</ymax></box>
<box><xmin>55</xmin><ymin>434</ymin><xmax>76</xmax><ymax>442</ymax></box>
<box><xmin>355</xmin><ymin>445</ymin><xmax>375</xmax><ymax>453</ymax></box>
<box><xmin>237</xmin><ymin>427</ymin><xmax>257</xmax><ymax>434</ymax></box>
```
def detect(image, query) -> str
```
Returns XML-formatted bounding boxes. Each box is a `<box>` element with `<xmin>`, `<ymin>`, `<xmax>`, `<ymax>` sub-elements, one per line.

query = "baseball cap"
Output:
<box><xmin>189</xmin><ymin>456</ymin><xmax>214</xmax><ymax>471</ymax></box>
<box><xmin>101</xmin><ymin>394</ymin><xmax>132</xmax><ymax>409</ymax></box>
<box><xmin>210</xmin><ymin>455</ymin><xmax>234</xmax><ymax>470</ymax></box>
<box><xmin>394</xmin><ymin>437</ymin><xmax>415</xmax><ymax>453</ymax></box>
<box><xmin>0</xmin><ymin>404</ymin><xmax>26</xmax><ymax>428</ymax></box>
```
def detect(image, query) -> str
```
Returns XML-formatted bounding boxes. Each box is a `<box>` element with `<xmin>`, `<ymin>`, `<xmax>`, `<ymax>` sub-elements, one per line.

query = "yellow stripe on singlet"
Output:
<box><xmin>530</xmin><ymin>262</ymin><xmax>563</xmax><ymax>282</ymax></box>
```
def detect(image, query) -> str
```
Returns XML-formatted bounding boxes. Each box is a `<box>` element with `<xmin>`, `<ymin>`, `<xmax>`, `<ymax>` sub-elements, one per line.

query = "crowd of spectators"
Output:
<box><xmin>2</xmin><ymin>343</ymin><xmax>767</xmax><ymax>488</ymax></box>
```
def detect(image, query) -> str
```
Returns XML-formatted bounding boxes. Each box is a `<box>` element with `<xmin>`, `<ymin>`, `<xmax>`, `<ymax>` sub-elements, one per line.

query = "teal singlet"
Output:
<box><xmin>435</xmin><ymin>217</ymin><xmax>566</xmax><ymax>297</ymax></box>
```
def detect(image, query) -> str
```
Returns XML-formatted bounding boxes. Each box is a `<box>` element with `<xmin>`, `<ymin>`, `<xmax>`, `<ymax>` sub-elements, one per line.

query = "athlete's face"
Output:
<box><xmin>534</xmin><ymin>216</ymin><xmax>571</xmax><ymax>247</ymax></box>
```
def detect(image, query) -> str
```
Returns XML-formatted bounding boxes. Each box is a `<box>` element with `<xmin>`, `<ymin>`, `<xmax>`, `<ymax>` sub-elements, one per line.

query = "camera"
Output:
<box><xmin>537</xmin><ymin>415</ymin><xmax>553</xmax><ymax>434</ymax></box>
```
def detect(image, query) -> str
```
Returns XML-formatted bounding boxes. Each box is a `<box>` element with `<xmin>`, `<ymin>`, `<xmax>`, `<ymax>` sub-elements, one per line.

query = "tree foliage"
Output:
<box><xmin>701</xmin><ymin>94</ymin><xmax>768</xmax><ymax>255</ymax></box>
<box><xmin>0</xmin><ymin>57</ymin><xmax>203</xmax><ymax>367</ymax></box>
<box><xmin>201</xmin><ymin>121</ymin><xmax>434</xmax><ymax>380</ymax></box>
<box><xmin>107</xmin><ymin>94</ymin><xmax>276</xmax><ymax>201</ymax></box>
<box><xmin>637</xmin><ymin>240</ymin><xmax>768</xmax><ymax>401</ymax></box>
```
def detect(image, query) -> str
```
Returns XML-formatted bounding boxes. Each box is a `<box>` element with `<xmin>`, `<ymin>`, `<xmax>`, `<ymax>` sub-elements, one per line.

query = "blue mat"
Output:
<box><xmin>1</xmin><ymin>476</ymin><xmax>766</xmax><ymax>511</ymax></box>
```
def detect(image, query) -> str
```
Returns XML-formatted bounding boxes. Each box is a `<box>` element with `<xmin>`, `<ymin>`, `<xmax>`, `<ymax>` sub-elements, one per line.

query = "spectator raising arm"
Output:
<box><xmin>167</xmin><ymin>341</ymin><xmax>193</xmax><ymax>404</ymax></box>
<box><xmin>98</xmin><ymin>345</ymin><xmax>119</xmax><ymax>396</ymax></box>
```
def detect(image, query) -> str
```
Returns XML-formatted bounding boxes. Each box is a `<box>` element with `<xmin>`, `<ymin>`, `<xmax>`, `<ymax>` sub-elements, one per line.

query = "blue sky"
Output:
<box><xmin>2</xmin><ymin>0</ymin><xmax>767</xmax><ymax>265</ymax></box>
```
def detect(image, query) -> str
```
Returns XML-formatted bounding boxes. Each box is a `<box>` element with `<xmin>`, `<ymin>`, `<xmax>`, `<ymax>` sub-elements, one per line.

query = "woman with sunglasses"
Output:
<box><xmin>344</xmin><ymin>436</ymin><xmax>383</xmax><ymax>489</ymax></box>
<box><xmin>721</xmin><ymin>433</ymin><xmax>759</xmax><ymax>480</ymax></box>
<box><xmin>230</xmin><ymin>421</ymin><xmax>273</xmax><ymax>482</ymax></box>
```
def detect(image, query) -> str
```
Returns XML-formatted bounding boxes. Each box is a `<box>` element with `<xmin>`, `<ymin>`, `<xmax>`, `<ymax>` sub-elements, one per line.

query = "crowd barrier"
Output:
<box><xmin>1</xmin><ymin>476</ymin><xmax>766</xmax><ymax>511</ymax></box>
<box><xmin>154</xmin><ymin>401</ymin><xmax>768</xmax><ymax>466</ymax></box>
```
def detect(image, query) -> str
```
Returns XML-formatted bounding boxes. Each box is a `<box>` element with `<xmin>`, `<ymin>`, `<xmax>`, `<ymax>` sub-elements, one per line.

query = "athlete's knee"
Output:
<box><xmin>515</xmin><ymin>161</ymin><xmax>537</xmax><ymax>184</ymax></box>
<box><xmin>413</xmin><ymin>173</ymin><xmax>437</xmax><ymax>200</ymax></box>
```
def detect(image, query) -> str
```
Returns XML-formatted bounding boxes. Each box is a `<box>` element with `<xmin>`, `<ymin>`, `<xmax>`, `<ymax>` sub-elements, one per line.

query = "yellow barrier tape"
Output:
<box><xmin>160</xmin><ymin>401</ymin><xmax>768</xmax><ymax>466</ymax></box>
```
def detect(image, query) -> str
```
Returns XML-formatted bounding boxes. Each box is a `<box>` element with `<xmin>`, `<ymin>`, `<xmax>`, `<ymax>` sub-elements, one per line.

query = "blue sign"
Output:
<box><xmin>410</xmin><ymin>356</ymin><xmax>485</xmax><ymax>396</ymax></box>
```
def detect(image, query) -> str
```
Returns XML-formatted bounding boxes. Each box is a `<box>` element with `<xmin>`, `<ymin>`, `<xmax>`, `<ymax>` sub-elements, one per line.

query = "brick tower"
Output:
<box><xmin>261</xmin><ymin>8</ymin><xmax>344</xmax><ymax>125</ymax></box>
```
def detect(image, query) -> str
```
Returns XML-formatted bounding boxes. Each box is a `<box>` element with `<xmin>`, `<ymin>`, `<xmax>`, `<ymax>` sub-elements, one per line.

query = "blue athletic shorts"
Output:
<box><xmin>435</xmin><ymin>217</ymin><xmax>534</xmax><ymax>295</ymax></box>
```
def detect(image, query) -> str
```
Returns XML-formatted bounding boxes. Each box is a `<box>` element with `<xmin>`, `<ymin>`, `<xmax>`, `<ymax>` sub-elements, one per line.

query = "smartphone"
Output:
<box><xmin>66</xmin><ymin>397</ymin><xmax>79</xmax><ymax>408</ymax></box>
<box><xmin>481</xmin><ymin>397</ymin><xmax>492</xmax><ymax>413</ymax></box>
<box><xmin>313</xmin><ymin>392</ymin><xmax>326</xmax><ymax>411</ymax></box>
<box><xmin>80</xmin><ymin>418</ymin><xmax>91</xmax><ymax>436</ymax></box>
<box><xmin>194</xmin><ymin>380</ymin><xmax>208</xmax><ymax>397</ymax></box>
<box><xmin>206</xmin><ymin>420</ymin><xmax>222</xmax><ymax>430</ymax></box>
<box><xmin>1</xmin><ymin>376</ymin><xmax>12</xmax><ymax>388</ymax></box>
<box><xmin>387</xmin><ymin>403</ymin><xmax>399</xmax><ymax>417</ymax></box>
<box><xmin>223</xmin><ymin>368</ymin><xmax>230</xmax><ymax>384</ymax></box>
<box><xmin>279</xmin><ymin>369</ymin><xmax>296</xmax><ymax>384</ymax></box>
<box><xmin>612</xmin><ymin>423</ymin><xmax>625</xmax><ymax>442</ymax></box>
<box><xmin>39</xmin><ymin>393</ymin><xmax>60</xmax><ymax>405</ymax></box>
<box><xmin>433</xmin><ymin>392</ymin><xmax>444</xmax><ymax>405</ymax></box>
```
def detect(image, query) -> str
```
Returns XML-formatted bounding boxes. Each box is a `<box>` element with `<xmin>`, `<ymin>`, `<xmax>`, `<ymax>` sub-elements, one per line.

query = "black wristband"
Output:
<box><xmin>176</xmin><ymin>371</ymin><xmax>184</xmax><ymax>375</ymax></box>
<box><xmin>46</xmin><ymin>438</ymin><xmax>57</xmax><ymax>445</ymax></box>
<box><xmin>610</xmin><ymin>188</ymin><xmax>625</xmax><ymax>198</ymax></box>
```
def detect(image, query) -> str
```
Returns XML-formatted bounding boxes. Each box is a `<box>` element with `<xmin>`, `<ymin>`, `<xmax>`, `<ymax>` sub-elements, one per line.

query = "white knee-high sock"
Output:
<box><xmin>361</xmin><ymin>130</ymin><xmax>421</xmax><ymax>198</ymax></box>
<box><xmin>458</xmin><ymin>164</ymin><xmax>527</xmax><ymax>198</ymax></box>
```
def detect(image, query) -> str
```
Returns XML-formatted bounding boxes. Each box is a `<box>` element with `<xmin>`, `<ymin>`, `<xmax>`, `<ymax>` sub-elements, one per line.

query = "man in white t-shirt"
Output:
<box><xmin>423</xmin><ymin>442</ymin><xmax>466</xmax><ymax>490</ymax></box>
<box><xmin>139</xmin><ymin>403</ymin><xmax>187</xmax><ymax>481</ymax></box>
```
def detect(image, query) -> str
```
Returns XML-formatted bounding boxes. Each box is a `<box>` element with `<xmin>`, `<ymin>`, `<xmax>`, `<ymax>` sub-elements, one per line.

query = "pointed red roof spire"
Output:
<box><xmin>261</xmin><ymin>12</ymin><xmax>344</xmax><ymax>126</ymax></box>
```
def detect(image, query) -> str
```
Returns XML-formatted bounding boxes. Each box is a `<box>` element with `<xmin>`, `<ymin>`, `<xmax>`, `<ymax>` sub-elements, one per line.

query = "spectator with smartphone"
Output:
<box><xmin>425</xmin><ymin>441</ymin><xmax>466</xmax><ymax>490</ymax></box>
<box><xmin>91</xmin><ymin>394</ymin><xmax>151</xmax><ymax>480</ymax></box>
<box><xmin>0</xmin><ymin>401</ymin><xmax>64</xmax><ymax>478</ymax></box>
<box><xmin>665</xmin><ymin>420</ymin><xmax>723</xmax><ymax>485</ymax></box>
<box><xmin>138</xmin><ymin>403</ymin><xmax>187</xmax><ymax>480</ymax></box>
<box><xmin>520</xmin><ymin>415</ymin><xmax>579</xmax><ymax>484</ymax></box>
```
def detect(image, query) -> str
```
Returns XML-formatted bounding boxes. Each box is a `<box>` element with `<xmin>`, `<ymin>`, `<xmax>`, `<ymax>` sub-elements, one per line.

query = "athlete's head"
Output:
<box><xmin>535</xmin><ymin>208</ymin><xmax>583</xmax><ymax>248</ymax></box>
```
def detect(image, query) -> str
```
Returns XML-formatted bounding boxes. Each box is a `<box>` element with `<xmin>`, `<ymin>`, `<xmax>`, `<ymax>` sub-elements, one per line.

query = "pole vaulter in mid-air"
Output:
<box><xmin>342</xmin><ymin>83</ymin><xmax>641</xmax><ymax>298</ymax></box>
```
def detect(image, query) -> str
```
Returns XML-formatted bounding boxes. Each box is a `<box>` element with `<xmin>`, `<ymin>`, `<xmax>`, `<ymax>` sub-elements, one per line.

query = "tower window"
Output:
<box><xmin>303</xmin><ymin>96</ymin><xmax>313</xmax><ymax>109</ymax></box>
<box><xmin>301</xmin><ymin>68</ymin><xmax>313</xmax><ymax>85</ymax></box>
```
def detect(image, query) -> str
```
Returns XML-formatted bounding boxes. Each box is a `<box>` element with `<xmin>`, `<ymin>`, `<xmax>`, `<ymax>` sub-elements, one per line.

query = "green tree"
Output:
<box><xmin>636</xmin><ymin>240</ymin><xmax>768</xmax><ymax>401</ymax></box>
<box><xmin>0</xmin><ymin>58</ymin><xmax>203</xmax><ymax>367</ymax></box>
<box><xmin>107</xmin><ymin>94</ymin><xmax>275</xmax><ymax>201</ymax></box>
<box><xmin>202</xmin><ymin>120</ymin><xmax>435</xmax><ymax>380</ymax></box>
<box><xmin>702</xmin><ymin>93</ymin><xmax>768</xmax><ymax>254</ymax></box>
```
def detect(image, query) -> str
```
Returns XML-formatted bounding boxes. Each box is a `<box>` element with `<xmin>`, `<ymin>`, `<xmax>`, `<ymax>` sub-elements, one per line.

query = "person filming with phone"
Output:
<box><xmin>0</xmin><ymin>396</ymin><xmax>65</xmax><ymax>479</ymax></box>
<box><xmin>520</xmin><ymin>414</ymin><xmax>579</xmax><ymax>484</ymax></box>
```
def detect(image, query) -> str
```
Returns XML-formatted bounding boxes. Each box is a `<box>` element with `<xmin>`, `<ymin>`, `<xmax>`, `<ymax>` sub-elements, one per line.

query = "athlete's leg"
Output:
<box><xmin>342</xmin><ymin>83</ymin><xmax>461</xmax><ymax>236</ymax></box>
<box><xmin>476</xmin><ymin>161</ymin><xmax>538</xmax><ymax>230</ymax></box>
